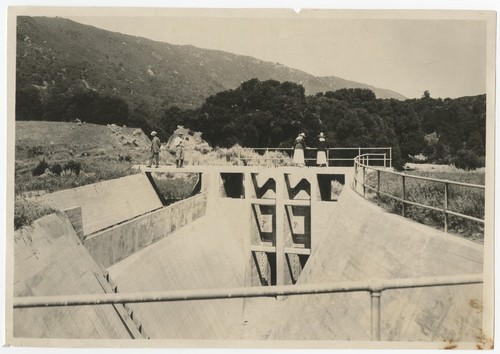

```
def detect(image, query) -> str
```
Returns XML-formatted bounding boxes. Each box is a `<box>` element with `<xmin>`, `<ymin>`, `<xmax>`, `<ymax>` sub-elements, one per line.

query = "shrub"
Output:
<box><xmin>50</xmin><ymin>163</ymin><xmax>63</xmax><ymax>176</ymax></box>
<box><xmin>27</xmin><ymin>145</ymin><xmax>45</xmax><ymax>158</ymax></box>
<box><xmin>190</xmin><ymin>144</ymin><xmax>292</xmax><ymax>167</ymax></box>
<box><xmin>14</xmin><ymin>197</ymin><xmax>57</xmax><ymax>230</ymax></box>
<box><xmin>451</xmin><ymin>149</ymin><xmax>483</xmax><ymax>170</ymax></box>
<box><xmin>32</xmin><ymin>159</ymin><xmax>49</xmax><ymax>176</ymax></box>
<box><xmin>63</xmin><ymin>160</ymin><xmax>82</xmax><ymax>175</ymax></box>
<box><xmin>118</xmin><ymin>154</ymin><xmax>132</xmax><ymax>162</ymax></box>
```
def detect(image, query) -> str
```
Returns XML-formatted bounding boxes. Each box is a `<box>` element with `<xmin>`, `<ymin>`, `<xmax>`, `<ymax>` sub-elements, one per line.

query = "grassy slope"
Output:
<box><xmin>16</xmin><ymin>120</ymin><xmax>153</xmax><ymax>166</ymax></box>
<box><xmin>14</xmin><ymin>121</ymin><xmax>177</xmax><ymax>194</ymax></box>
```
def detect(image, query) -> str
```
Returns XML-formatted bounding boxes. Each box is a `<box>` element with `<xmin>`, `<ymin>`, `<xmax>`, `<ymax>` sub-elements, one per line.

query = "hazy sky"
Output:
<box><xmin>68</xmin><ymin>13</ymin><xmax>488</xmax><ymax>99</ymax></box>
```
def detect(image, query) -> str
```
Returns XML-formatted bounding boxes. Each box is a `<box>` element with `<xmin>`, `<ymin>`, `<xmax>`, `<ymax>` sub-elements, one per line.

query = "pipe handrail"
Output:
<box><xmin>245</xmin><ymin>147</ymin><xmax>391</xmax><ymax>151</ymax></box>
<box><xmin>362</xmin><ymin>183</ymin><xmax>485</xmax><ymax>224</ymax></box>
<box><xmin>13</xmin><ymin>273</ymin><xmax>482</xmax><ymax>308</ymax></box>
<box><xmin>355</xmin><ymin>155</ymin><xmax>485</xmax><ymax>189</ymax></box>
<box><xmin>12</xmin><ymin>273</ymin><xmax>482</xmax><ymax>341</ymax></box>
<box><xmin>237</xmin><ymin>147</ymin><xmax>392</xmax><ymax>167</ymax></box>
<box><xmin>353</xmin><ymin>154</ymin><xmax>485</xmax><ymax>236</ymax></box>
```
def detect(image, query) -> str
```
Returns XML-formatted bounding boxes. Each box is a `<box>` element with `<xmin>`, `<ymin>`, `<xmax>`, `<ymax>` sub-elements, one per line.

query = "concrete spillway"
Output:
<box><xmin>270</xmin><ymin>186</ymin><xmax>483</xmax><ymax>341</ymax></box>
<box><xmin>12</xmin><ymin>166</ymin><xmax>485</xmax><ymax>344</ymax></box>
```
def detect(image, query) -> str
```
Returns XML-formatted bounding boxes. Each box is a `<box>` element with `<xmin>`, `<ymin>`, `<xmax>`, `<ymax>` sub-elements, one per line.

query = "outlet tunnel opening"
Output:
<box><xmin>146</xmin><ymin>172</ymin><xmax>202</xmax><ymax>206</ymax></box>
<box><xmin>317</xmin><ymin>174</ymin><xmax>345</xmax><ymax>201</ymax></box>
<box><xmin>220</xmin><ymin>173</ymin><xmax>244</xmax><ymax>198</ymax></box>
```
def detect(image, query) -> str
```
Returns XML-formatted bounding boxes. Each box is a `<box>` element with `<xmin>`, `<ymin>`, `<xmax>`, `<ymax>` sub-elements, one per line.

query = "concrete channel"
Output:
<box><xmin>12</xmin><ymin>166</ymin><xmax>484</xmax><ymax>343</ymax></box>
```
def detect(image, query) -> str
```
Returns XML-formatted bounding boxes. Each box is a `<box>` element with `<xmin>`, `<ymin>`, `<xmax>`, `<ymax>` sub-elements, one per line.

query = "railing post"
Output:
<box><xmin>401</xmin><ymin>175</ymin><xmax>406</xmax><ymax>217</ymax></box>
<box><xmin>383</xmin><ymin>153</ymin><xmax>387</xmax><ymax>168</ymax></box>
<box><xmin>362</xmin><ymin>165</ymin><xmax>366</xmax><ymax>197</ymax></box>
<box><xmin>354</xmin><ymin>160</ymin><xmax>358</xmax><ymax>190</ymax></box>
<box><xmin>371</xmin><ymin>291</ymin><xmax>382</xmax><ymax>341</ymax></box>
<box><xmin>358</xmin><ymin>147</ymin><xmax>361</xmax><ymax>158</ymax></box>
<box><xmin>389</xmin><ymin>148</ymin><xmax>392</xmax><ymax>168</ymax></box>
<box><xmin>367</xmin><ymin>154</ymin><xmax>370</xmax><ymax>167</ymax></box>
<box><xmin>444</xmin><ymin>182</ymin><xmax>449</xmax><ymax>233</ymax></box>
<box><xmin>377</xmin><ymin>170</ymin><xmax>381</xmax><ymax>205</ymax></box>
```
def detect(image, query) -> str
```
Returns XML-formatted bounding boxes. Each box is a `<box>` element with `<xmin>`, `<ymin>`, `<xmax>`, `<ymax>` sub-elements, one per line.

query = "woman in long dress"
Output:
<box><xmin>317</xmin><ymin>132</ymin><xmax>328</xmax><ymax>167</ymax></box>
<box><xmin>293</xmin><ymin>133</ymin><xmax>307</xmax><ymax>167</ymax></box>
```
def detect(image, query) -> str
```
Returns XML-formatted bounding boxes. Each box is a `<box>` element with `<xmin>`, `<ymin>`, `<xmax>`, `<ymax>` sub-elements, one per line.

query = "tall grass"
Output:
<box><xmin>14</xmin><ymin>197</ymin><xmax>58</xmax><ymax>230</ymax></box>
<box><xmin>364</xmin><ymin>169</ymin><xmax>485</xmax><ymax>242</ymax></box>
<box><xmin>15</xmin><ymin>157</ymin><xmax>139</xmax><ymax>195</ymax></box>
<box><xmin>189</xmin><ymin>144</ymin><xmax>293</xmax><ymax>167</ymax></box>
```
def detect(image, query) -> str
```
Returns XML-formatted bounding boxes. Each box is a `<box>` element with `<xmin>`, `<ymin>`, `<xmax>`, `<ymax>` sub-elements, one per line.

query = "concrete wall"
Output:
<box><xmin>63</xmin><ymin>206</ymin><xmax>83</xmax><ymax>240</ymax></box>
<box><xmin>270</xmin><ymin>186</ymin><xmax>484</xmax><ymax>342</ymax></box>
<box><xmin>39</xmin><ymin>173</ymin><xmax>163</xmax><ymax>236</ymax></box>
<box><xmin>13</xmin><ymin>212</ymin><xmax>131</xmax><ymax>339</ymax></box>
<box><xmin>83</xmin><ymin>193</ymin><xmax>207</xmax><ymax>269</ymax></box>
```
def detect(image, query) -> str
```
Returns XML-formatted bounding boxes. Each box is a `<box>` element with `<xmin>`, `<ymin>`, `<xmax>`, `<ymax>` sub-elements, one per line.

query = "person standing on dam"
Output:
<box><xmin>174</xmin><ymin>132</ymin><xmax>185</xmax><ymax>168</ymax></box>
<box><xmin>147</xmin><ymin>131</ymin><xmax>161</xmax><ymax>168</ymax></box>
<box><xmin>293</xmin><ymin>132</ymin><xmax>307</xmax><ymax>167</ymax></box>
<box><xmin>316</xmin><ymin>132</ymin><xmax>328</xmax><ymax>167</ymax></box>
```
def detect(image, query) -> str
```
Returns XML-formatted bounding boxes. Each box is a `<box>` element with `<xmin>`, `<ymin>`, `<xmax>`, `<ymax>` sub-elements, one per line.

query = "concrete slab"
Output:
<box><xmin>39</xmin><ymin>173</ymin><xmax>163</xmax><ymax>235</ymax></box>
<box><xmin>13</xmin><ymin>212</ymin><xmax>132</xmax><ymax>339</ymax></box>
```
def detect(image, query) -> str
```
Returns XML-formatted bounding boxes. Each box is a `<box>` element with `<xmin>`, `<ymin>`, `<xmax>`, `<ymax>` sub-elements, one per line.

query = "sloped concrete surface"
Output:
<box><xmin>39</xmin><ymin>173</ymin><xmax>163</xmax><ymax>235</ymax></box>
<box><xmin>107</xmin><ymin>197</ymin><xmax>248</xmax><ymax>339</ymax></box>
<box><xmin>13</xmin><ymin>212</ymin><xmax>132</xmax><ymax>339</ymax></box>
<box><xmin>269</xmin><ymin>186</ymin><xmax>483</xmax><ymax>342</ymax></box>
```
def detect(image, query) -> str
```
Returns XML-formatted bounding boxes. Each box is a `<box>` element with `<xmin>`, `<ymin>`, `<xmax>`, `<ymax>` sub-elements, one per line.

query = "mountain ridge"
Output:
<box><xmin>16</xmin><ymin>16</ymin><xmax>406</xmax><ymax>118</ymax></box>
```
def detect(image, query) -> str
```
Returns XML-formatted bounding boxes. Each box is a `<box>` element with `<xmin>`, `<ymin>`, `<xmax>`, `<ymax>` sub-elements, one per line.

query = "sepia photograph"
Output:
<box><xmin>3</xmin><ymin>4</ymin><xmax>496</xmax><ymax>351</ymax></box>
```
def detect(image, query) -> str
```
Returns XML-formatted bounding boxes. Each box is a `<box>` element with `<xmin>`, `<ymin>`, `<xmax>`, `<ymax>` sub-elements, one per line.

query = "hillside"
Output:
<box><xmin>15</xmin><ymin>121</ymin><xmax>153</xmax><ymax>194</ymax></box>
<box><xmin>16</xmin><ymin>121</ymin><xmax>151</xmax><ymax>163</ymax></box>
<box><xmin>15</xmin><ymin>16</ymin><xmax>405</xmax><ymax>126</ymax></box>
<box><xmin>14</xmin><ymin>121</ymin><xmax>215</xmax><ymax>197</ymax></box>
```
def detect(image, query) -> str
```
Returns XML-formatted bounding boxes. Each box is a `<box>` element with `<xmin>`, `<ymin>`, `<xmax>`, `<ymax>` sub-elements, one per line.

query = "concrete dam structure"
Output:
<box><xmin>12</xmin><ymin>165</ymin><xmax>485</xmax><ymax>345</ymax></box>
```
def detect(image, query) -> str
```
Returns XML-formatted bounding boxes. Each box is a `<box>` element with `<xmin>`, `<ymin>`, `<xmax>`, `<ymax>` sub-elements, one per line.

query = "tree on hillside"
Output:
<box><xmin>16</xmin><ymin>85</ymin><xmax>43</xmax><ymax>120</ymax></box>
<box><xmin>176</xmin><ymin>79</ymin><xmax>486</xmax><ymax>169</ymax></box>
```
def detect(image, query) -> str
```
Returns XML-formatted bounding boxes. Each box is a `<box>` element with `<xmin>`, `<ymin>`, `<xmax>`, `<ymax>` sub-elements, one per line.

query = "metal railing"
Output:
<box><xmin>13</xmin><ymin>273</ymin><xmax>482</xmax><ymax>341</ymax></box>
<box><xmin>238</xmin><ymin>147</ymin><xmax>392</xmax><ymax>167</ymax></box>
<box><xmin>353</xmin><ymin>154</ymin><xmax>485</xmax><ymax>234</ymax></box>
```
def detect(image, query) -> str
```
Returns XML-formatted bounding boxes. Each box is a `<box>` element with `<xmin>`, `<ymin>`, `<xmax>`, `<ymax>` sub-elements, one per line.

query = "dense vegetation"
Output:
<box><xmin>160</xmin><ymin>80</ymin><xmax>486</xmax><ymax>170</ymax></box>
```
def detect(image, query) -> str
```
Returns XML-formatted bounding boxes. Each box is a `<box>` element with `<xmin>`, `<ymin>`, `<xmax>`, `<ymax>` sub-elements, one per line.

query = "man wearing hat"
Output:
<box><xmin>173</xmin><ymin>132</ymin><xmax>185</xmax><ymax>168</ymax></box>
<box><xmin>293</xmin><ymin>132</ymin><xmax>307</xmax><ymax>167</ymax></box>
<box><xmin>316</xmin><ymin>132</ymin><xmax>328</xmax><ymax>167</ymax></box>
<box><xmin>147</xmin><ymin>131</ymin><xmax>161</xmax><ymax>168</ymax></box>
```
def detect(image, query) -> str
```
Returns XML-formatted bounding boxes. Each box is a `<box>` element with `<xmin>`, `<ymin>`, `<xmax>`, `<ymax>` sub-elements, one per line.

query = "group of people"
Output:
<box><xmin>147</xmin><ymin>131</ymin><xmax>185</xmax><ymax>168</ymax></box>
<box><xmin>292</xmin><ymin>132</ymin><xmax>329</xmax><ymax>167</ymax></box>
<box><xmin>147</xmin><ymin>129</ymin><xmax>329</xmax><ymax>168</ymax></box>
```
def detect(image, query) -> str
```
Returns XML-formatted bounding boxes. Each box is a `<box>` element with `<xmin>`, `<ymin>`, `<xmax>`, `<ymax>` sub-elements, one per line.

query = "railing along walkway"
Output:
<box><xmin>13</xmin><ymin>273</ymin><xmax>482</xmax><ymax>341</ymax></box>
<box><xmin>239</xmin><ymin>147</ymin><xmax>392</xmax><ymax>167</ymax></box>
<box><xmin>353</xmin><ymin>154</ymin><xmax>485</xmax><ymax>235</ymax></box>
